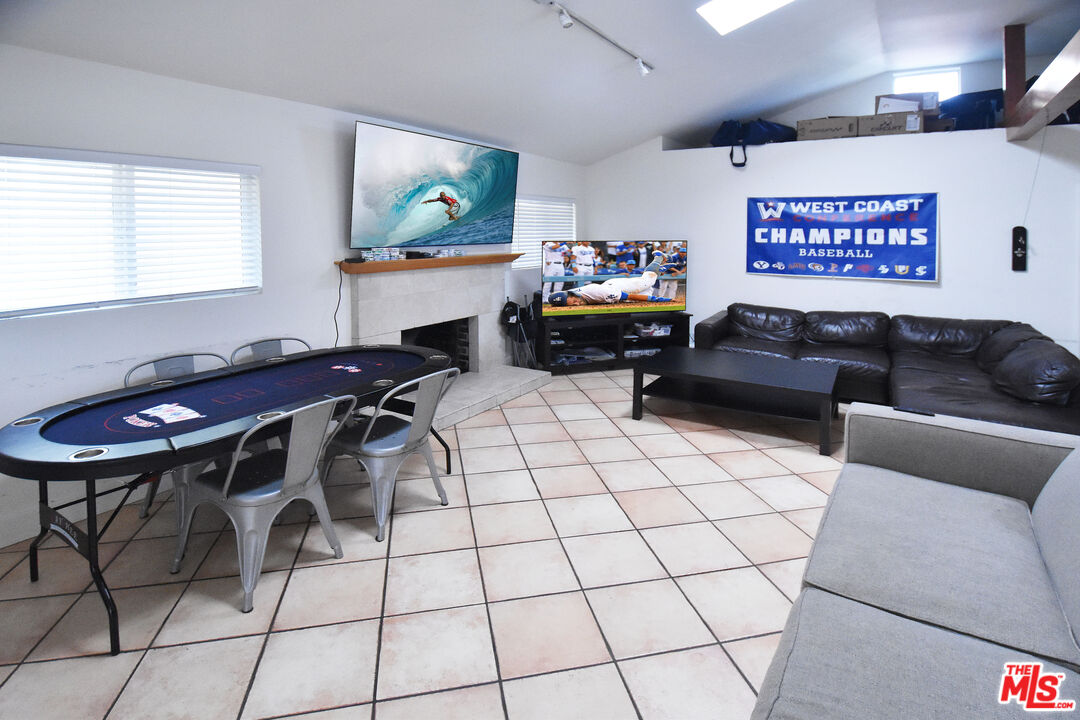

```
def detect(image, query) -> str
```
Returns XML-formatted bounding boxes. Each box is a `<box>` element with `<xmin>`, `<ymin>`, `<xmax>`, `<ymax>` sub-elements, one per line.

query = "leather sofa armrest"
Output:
<box><xmin>694</xmin><ymin>310</ymin><xmax>729</xmax><ymax>348</ymax></box>
<box><xmin>844</xmin><ymin>403</ymin><xmax>1080</xmax><ymax>506</ymax></box>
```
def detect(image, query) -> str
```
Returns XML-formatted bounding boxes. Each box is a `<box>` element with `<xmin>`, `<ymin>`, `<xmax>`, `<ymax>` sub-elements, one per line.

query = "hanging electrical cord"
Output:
<box><xmin>333</xmin><ymin>263</ymin><xmax>344</xmax><ymax>347</ymax></box>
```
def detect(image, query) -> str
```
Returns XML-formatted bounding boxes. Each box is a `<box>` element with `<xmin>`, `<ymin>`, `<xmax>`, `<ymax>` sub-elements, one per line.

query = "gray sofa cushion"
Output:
<box><xmin>803</xmin><ymin>463</ymin><xmax>1080</xmax><ymax>668</ymax></box>
<box><xmin>1033</xmin><ymin>451</ymin><xmax>1080</xmax><ymax>651</ymax></box>
<box><xmin>712</xmin><ymin>336</ymin><xmax>799</xmax><ymax>359</ymax></box>
<box><xmin>752</xmin><ymin>588</ymin><xmax>1080</xmax><ymax>720</ymax></box>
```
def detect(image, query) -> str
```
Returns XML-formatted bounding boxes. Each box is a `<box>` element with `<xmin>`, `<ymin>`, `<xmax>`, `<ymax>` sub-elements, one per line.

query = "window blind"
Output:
<box><xmin>0</xmin><ymin>144</ymin><xmax>262</xmax><ymax>318</ymax></box>
<box><xmin>511</xmin><ymin>195</ymin><xmax>576</xmax><ymax>269</ymax></box>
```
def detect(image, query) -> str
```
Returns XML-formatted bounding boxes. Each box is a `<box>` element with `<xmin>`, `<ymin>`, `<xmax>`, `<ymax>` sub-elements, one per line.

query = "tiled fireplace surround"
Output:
<box><xmin>347</xmin><ymin>260</ymin><xmax>550</xmax><ymax>428</ymax></box>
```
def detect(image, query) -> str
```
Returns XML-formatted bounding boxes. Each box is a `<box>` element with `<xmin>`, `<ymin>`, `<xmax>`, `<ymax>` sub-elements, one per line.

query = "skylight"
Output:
<box><xmin>696</xmin><ymin>0</ymin><xmax>798</xmax><ymax>36</ymax></box>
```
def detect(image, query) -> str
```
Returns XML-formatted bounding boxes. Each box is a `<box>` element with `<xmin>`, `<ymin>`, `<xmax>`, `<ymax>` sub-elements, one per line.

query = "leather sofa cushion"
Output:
<box><xmin>796</xmin><ymin>345</ymin><xmax>889</xmax><ymax>380</ymax></box>
<box><xmin>804</xmin><ymin>463</ymin><xmax>1080</xmax><ymax>668</ymax></box>
<box><xmin>713</xmin><ymin>336</ymin><xmax>798</xmax><ymax>360</ymax></box>
<box><xmin>889</xmin><ymin>315</ymin><xmax>1010</xmax><ymax>357</ymax></box>
<box><xmin>993</xmin><ymin>339</ymin><xmax>1080</xmax><ymax>406</ymax></box>
<box><xmin>977</xmin><ymin>322</ymin><xmax>1050</xmax><ymax>373</ymax></box>
<box><xmin>891</xmin><ymin>367</ymin><xmax>1080</xmax><ymax>434</ymax></box>
<box><xmin>728</xmin><ymin>303</ymin><xmax>804</xmax><ymax>342</ymax></box>
<box><xmin>890</xmin><ymin>350</ymin><xmax>981</xmax><ymax>377</ymax></box>
<box><xmin>803</xmin><ymin>311</ymin><xmax>889</xmax><ymax>346</ymax></box>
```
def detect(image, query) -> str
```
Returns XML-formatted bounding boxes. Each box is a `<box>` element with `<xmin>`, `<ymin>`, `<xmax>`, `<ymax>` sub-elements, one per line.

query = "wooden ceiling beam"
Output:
<box><xmin>1007</xmin><ymin>26</ymin><xmax>1080</xmax><ymax>142</ymax></box>
<box><xmin>1003</xmin><ymin>25</ymin><xmax>1026</xmax><ymax>127</ymax></box>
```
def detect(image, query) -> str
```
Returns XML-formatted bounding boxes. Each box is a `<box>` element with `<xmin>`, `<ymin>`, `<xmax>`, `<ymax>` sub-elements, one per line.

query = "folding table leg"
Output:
<box><xmin>83</xmin><ymin>479</ymin><xmax>120</xmax><ymax>655</ymax></box>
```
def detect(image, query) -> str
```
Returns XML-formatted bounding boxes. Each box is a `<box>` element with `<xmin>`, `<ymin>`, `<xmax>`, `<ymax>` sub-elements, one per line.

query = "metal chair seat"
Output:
<box><xmin>334</xmin><ymin>415</ymin><xmax>416</xmax><ymax>456</ymax></box>
<box><xmin>189</xmin><ymin>450</ymin><xmax>289</xmax><ymax>503</ymax></box>
<box><xmin>171</xmin><ymin>395</ymin><xmax>356</xmax><ymax>612</ymax></box>
<box><xmin>323</xmin><ymin>368</ymin><xmax>459</xmax><ymax>542</ymax></box>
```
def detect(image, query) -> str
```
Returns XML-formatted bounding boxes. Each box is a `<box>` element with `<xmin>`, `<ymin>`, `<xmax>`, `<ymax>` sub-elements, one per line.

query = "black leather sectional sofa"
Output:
<box><xmin>694</xmin><ymin>303</ymin><xmax>1080</xmax><ymax>435</ymax></box>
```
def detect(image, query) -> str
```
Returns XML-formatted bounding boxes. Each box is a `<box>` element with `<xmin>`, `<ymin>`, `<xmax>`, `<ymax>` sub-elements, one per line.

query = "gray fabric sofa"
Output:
<box><xmin>752</xmin><ymin>403</ymin><xmax>1080</xmax><ymax>719</ymax></box>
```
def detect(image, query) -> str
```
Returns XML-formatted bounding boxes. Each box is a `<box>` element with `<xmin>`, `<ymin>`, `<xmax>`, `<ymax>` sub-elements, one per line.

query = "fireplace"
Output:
<box><xmin>401</xmin><ymin>318</ymin><xmax>471</xmax><ymax>373</ymax></box>
<box><xmin>345</xmin><ymin>255</ymin><xmax>549</xmax><ymax>427</ymax></box>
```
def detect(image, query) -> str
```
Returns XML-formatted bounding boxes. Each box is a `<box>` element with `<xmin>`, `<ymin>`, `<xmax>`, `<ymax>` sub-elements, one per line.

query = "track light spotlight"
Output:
<box><xmin>532</xmin><ymin>0</ymin><xmax>653</xmax><ymax>78</ymax></box>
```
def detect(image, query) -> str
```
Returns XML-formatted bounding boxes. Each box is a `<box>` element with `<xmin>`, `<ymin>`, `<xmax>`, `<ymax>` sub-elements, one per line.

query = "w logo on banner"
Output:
<box><xmin>756</xmin><ymin>202</ymin><xmax>785</xmax><ymax>221</ymax></box>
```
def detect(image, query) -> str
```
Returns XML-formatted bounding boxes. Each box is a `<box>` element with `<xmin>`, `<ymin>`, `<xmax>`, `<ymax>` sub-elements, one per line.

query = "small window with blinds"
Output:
<box><xmin>0</xmin><ymin>144</ymin><xmax>262</xmax><ymax>319</ymax></box>
<box><xmin>511</xmin><ymin>195</ymin><xmax>576</xmax><ymax>269</ymax></box>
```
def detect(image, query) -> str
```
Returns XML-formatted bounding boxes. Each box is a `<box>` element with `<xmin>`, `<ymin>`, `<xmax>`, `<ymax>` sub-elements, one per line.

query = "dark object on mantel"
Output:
<box><xmin>405</xmin><ymin>251</ymin><xmax>433</xmax><ymax>260</ymax></box>
<box><xmin>694</xmin><ymin>302</ymin><xmax>1080</xmax><ymax>434</ymax></box>
<box><xmin>342</xmin><ymin>257</ymin><xmax>365</xmax><ymax>264</ymax></box>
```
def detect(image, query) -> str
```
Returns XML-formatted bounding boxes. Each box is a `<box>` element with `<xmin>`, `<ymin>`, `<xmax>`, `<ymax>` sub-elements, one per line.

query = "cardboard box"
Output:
<box><xmin>858</xmin><ymin>111</ymin><xmax>925</xmax><ymax>136</ymax></box>
<box><xmin>875</xmin><ymin>92</ymin><xmax>939</xmax><ymax>114</ymax></box>
<box><xmin>924</xmin><ymin>116</ymin><xmax>956</xmax><ymax>133</ymax></box>
<box><xmin>796</xmin><ymin>116</ymin><xmax>859</xmax><ymax>141</ymax></box>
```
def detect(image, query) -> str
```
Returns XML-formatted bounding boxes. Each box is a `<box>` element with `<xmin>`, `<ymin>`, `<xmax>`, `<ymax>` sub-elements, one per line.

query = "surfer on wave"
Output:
<box><xmin>422</xmin><ymin>191</ymin><xmax>461</xmax><ymax>222</ymax></box>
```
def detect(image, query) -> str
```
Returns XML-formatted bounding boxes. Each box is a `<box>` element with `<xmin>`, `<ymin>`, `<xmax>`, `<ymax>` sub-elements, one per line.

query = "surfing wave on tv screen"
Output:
<box><xmin>350</xmin><ymin>122</ymin><xmax>520</xmax><ymax>248</ymax></box>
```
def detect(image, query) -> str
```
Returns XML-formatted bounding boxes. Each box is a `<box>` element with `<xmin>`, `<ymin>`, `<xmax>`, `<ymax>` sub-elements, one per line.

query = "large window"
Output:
<box><xmin>0</xmin><ymin>144</ymin><xmax>262</xmax><ymax>318</ymax></box>
<box><xmin>511</xmin><ymin>195</ymin><xmax>576</xmax><ymax>269</ymax></box>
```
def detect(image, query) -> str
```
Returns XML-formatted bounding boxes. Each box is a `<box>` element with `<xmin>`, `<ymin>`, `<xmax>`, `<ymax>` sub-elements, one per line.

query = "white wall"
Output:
<box><xmin>0</xmin><ymin>44</ymin><xmax>585</xmax><ymax>546</ymax></box>
<box><xmin>584</xmin><ymin>128</ymin><xmax>1080</xmax><ymax>352</ymax></box>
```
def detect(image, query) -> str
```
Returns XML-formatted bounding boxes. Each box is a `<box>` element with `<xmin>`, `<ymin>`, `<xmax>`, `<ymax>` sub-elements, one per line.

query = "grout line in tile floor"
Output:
<box><xmin>524</xmin><ymin>461</ymin><xmax>646</xmax><ymax>720</ymax></box>
<box><xmin>0</xmin><ymin>369</ymin><xmax>841</xmax><ymax>719</ymax></box>
<box><xmin>461</xmin><ymin>459</ymin><xmax>513</xmax><ymax>720</ymax></box>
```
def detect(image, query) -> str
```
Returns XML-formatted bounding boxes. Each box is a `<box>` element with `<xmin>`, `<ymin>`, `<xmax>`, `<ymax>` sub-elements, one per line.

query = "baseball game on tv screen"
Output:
<box><xmin>539</xmin><ymin>241</ymin><xmax>687</xmax><ymax>317</ymax></box>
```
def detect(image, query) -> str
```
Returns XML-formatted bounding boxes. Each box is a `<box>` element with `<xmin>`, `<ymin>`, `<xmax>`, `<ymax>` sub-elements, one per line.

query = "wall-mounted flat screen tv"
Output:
<box><xmin>540</xmin><ymin>241</ymin><xmax>687</xmax><ymax>317</ymax></box>
<box><xmin>349</xmin><ymin>121</ymin><xmax>520</xmax><ymax>248</ymax></box>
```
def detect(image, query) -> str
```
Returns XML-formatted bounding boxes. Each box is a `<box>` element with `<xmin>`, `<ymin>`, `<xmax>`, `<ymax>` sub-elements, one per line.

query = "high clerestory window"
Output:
<box><xmin>893</xmin><ymin>68</ymin><xmax>961</xmax><ymax>101</ymax></box>
<box><xmin>0</xmin><ymin>144</ymin><xmax>262</xmax><ymax>319</ymax></box>
<box><xmin>511</xmin><ymin>195</ymin><xmax>576</xmax><ymax>269</ymax></box>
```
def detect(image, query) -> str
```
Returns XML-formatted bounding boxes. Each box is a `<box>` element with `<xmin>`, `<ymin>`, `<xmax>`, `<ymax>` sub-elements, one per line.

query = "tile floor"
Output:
<box><xmin>0</xmin><ymin>369</ymin><xmax>844</xmax><ymax>720</ymax></box>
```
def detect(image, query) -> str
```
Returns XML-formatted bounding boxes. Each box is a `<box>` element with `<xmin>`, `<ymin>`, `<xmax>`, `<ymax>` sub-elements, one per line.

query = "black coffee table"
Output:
<box><xmin>633</xmin><ymin>347</ymin><xmax>839</xmax><ymax>455</ymax></box>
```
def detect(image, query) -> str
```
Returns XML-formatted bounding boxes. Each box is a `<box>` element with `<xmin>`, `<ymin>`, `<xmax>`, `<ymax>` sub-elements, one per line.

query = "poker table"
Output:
<box><xmin>0</xmin><ymin>344</ymin><xmax>450</xmax><ymax>654</ymax></box>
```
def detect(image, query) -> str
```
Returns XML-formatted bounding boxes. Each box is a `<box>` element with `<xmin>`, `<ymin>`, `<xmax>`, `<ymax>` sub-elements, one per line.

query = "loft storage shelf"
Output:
<box><xmin>336</xmin><ymin>253</ymin><xmax>523</xmax><ymax>274</ymax></box>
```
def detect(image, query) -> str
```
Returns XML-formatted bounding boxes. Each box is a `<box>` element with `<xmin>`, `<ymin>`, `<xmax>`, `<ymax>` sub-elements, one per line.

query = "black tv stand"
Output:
<box><xmin>538</xmin><ymin>310</ymin><xmax>691</xmax><ymax>375</ymax></box>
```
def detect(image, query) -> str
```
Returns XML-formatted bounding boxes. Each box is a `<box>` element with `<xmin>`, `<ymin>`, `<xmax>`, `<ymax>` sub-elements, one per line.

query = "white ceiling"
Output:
<box><xmin>1</xmin><ymin>0</ymin><xmax>1077</xmax><ymax>164</ymax></box>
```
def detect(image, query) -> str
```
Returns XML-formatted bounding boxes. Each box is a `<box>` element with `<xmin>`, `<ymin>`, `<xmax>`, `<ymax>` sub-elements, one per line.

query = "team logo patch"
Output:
<box><xmin>139</xmin><ymin>403</ymin><xmax>204</xmax><ymax>424</ymax></box>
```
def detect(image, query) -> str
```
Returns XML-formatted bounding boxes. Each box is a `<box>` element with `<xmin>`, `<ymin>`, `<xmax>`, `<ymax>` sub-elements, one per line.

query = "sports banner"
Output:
<box><xmin>746</xmin><ymin>193</ymin><xmax>938</xmax><ymax>282</ymax></box>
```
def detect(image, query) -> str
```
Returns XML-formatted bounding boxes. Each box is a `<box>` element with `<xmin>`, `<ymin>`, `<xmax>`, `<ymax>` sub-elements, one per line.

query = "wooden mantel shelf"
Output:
<box><xmin>335</xmin><ymin>252</ymin><xmax>523</xmax><ymax>274</ymax></box>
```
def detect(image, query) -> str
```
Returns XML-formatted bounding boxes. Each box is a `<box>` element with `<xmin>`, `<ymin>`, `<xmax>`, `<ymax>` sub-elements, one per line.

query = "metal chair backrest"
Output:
<box><xmin>230</xmin><ymin>337</ymin><xmax>312</xmax><ymax>365</ymax></box>
<box><xmin>220</xmin><ymin>395</ymin><xmax>356</xmax><ymax>499</ymax></box>
<box><xmin>124</xmin><ymin>352</ymin><xmax>229</xmax><ymax>387</ymax></box>
<box><xmin>359</xmin><ymin>368</ymin><xmax>460</xmax><ymax>451</ymax></box>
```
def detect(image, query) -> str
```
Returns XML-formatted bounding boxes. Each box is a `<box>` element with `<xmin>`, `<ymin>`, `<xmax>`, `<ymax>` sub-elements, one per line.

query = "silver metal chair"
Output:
<box><xmin>230</xmin><ymin>337</ymin><xmax>311</xmax><ymax>365</ymax></box>
<box><xmin>170</xmin><ymin>394</ymin><xmax>356</xmax><ymax>612</ymax></box>
<box><xmin>323</xmin><ymin>368</ymin><xmax>459</xmax><ymax>542</ymax></box>
<box><xmin>124</xmin><ymin>352</ymin><xmax>230</xmax><ymax>516</ymax></box>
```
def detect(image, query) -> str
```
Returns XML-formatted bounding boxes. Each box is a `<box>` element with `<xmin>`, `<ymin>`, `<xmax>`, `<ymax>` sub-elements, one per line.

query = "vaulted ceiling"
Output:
<box><xmin>1</xmin><ymin>0</ymin><xmax>1077</xmax><ymax>164</ymax></box>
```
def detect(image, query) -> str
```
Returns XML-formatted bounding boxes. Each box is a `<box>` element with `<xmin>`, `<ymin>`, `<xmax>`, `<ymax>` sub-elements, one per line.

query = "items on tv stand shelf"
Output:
<box><xmin>537</xmin><ymin>310</ymin><xmax>691</xmax><ymax>374</ymax></box>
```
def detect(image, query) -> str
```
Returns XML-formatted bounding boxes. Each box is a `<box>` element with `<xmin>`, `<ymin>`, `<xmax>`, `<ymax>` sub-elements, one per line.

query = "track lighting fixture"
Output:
<box><xmin>532</xmin><ymin>0</ymin><xmax>654</xmax><ymax>77</ymax></box>
<box><xmin>556</xmin><ymin>5</ymin><xmax>574</xmax><ymax>28</ymax></box>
